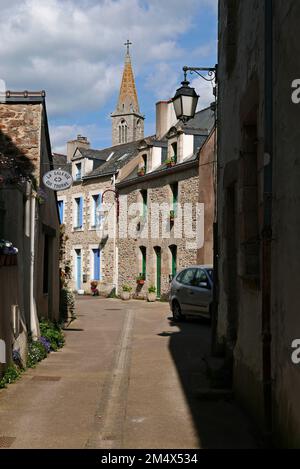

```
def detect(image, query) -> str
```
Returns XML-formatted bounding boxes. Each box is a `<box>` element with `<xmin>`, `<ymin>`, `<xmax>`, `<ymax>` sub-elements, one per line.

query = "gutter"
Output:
<box><xmin>116</xmin><ymin>158</ymin><xmax>199</xmax><ymax>190</ymax></box>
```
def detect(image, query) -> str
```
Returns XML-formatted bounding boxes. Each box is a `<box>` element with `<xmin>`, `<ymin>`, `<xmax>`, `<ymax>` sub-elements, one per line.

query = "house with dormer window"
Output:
<box><xmin>116</xmin><ymin>104</ymin><xmax>215</xmax><ymax>299</ymax></box>
<box><xmin>55</xmin><ymin>44</ymin><xmax>215</xmax><ymax>298</ymax></box>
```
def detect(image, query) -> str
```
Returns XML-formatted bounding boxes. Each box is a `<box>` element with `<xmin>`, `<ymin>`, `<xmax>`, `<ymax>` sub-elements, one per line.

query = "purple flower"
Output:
<box><xmin>39</xmin><ymin>336</ymin><xmax>51</xmax><ymax>353</ymax></box>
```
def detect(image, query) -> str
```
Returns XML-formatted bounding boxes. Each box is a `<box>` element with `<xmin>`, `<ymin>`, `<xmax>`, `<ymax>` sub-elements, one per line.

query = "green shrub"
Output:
<box><xmin>27</xmin><ymin>340</ymin><xmax>48</xmax><ymax>368</ymax></box>
<box><xmin>39</xmin><ymin>320</ymin><xmax>65</xmax><ymax>352</ymax></box>
<box><xmin>0</xmin><ymin>365</ymin><xmax>22</xmax><ymax>388</ymax></box>
<box><xmin>148</xmin><ymin>285</ymin><xmax>156</xmax><ymax>293</ymax></box>
<box><xmin>122</xmin><ymin>284</ymin><xmax>132</xmax><ymax>292</ymax></box>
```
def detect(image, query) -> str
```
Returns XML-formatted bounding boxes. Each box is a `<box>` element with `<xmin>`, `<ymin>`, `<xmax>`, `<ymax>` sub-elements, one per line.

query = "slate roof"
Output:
<box><xmin>52</xmin><ymin>153</ymin><xmax>72</xmax><ymax>174</ymax></box>
<box><xmin>83</xmin><ymin>140</ymin><xmax>143</xmax><ymax>179</ymax></box>
<box><xmin>175</xmin><ymin>106</ymin><xmax>215</xmax><ymax>135</ymax></box>
<box><xmin>121</xmin><ymin>107</ymin><xmax>215</xmax><ymax>184</ymax></box>
<box><xmin>74</xmin><ymin>148</ymin><xmax>109</xmax><ymax>161</ymax></box>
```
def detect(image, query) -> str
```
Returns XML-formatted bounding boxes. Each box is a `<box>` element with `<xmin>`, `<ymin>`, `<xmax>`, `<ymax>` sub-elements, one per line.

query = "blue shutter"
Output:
<box><xmin>93</xmin><ymin>249</ymin><xmax>100</xmax><ymax>280</ymax></box>
<box><xmin>58</xmin><ymin>201</ymin><xmax>64</xmax><ymax>224</ymax></box>
<box><xmin>79</xmin><ymin>197</ymin><xmax>83</xmax><ymax>227</ymax></box>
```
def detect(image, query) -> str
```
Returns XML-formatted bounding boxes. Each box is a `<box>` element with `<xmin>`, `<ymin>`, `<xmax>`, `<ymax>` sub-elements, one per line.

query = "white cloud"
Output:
<box><xmin>50</xmin><ymin>123</ymin><xmax>111</xmax><ymax>153</ymax></box>
<box><xmin>191</xmin><ymin>75</ymin><xmax>216</xmax><ymax>111</ymax></box>
<box><xmin>0</xmin><ymin>0</ymin><xmax>216</xmax><ymax>117</ymax></box>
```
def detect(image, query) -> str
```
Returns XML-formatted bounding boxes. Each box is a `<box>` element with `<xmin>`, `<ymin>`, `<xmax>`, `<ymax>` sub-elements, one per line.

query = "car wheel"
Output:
<box><xmin>172</xmin><ymin>300</ymin><xmax>185</xmax><ymax>321</ymax></box>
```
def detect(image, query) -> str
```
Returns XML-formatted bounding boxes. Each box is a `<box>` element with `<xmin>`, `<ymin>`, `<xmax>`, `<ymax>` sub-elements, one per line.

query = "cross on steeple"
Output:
<box><xmin>124</xmin><ymin>40</ymin><xmax>132</xmax><ymax>55</ymax></box>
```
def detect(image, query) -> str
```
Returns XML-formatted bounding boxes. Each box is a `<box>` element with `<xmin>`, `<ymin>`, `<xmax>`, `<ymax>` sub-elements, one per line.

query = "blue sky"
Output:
<box><xmin>0</xmin><ymin>0</ymin><xmax>218</xmax><ymax>152</ymax></box>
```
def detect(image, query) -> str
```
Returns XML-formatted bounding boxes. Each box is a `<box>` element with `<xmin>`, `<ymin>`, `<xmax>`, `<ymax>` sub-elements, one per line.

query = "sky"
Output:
<box><xmin>0</xmin><ymin>0</ymin><xmax>218</xmax><ymax>153</ymax></box>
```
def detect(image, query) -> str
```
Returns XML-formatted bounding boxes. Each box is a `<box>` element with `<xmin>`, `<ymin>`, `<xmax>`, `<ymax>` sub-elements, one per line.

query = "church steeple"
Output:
<box><xmin>111</xmin><ymin>41</ymin><xmax>144</xmax><ymax>146</ymax></box>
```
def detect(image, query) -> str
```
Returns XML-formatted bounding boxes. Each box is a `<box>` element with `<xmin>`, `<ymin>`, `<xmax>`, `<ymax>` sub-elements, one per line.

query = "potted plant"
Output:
<box><xmin>170</xmin><ymin>210</ymin><xmax>175</xmax><ymax>223</ymax></box>
<box><xmin>166</xmin><ymin>157</ymin><xmax>176</xmax><ymax>168</ymax></box>
<box><xmin>147</xmin><ymin>285</ymin><xmax>157</xmax><ymax>302</ymax></box>
<box><xmin>90</xmin><ymin>280</ymin><xmax>99</xmax><ymax>296</ymax></box>
<box><xmin>137</xmin><ymin>166</ymin><xmax>146</xmax><ymax>177</ymax></box>
<box><xmin>136</xmin><ymin>273</ymin><xmax>146</xmax><ymax>285</ymax></box>
<box><xmin>121</xmin><ymin>285</ymin><xmax>132</xmax><ymax>300</ymax></box>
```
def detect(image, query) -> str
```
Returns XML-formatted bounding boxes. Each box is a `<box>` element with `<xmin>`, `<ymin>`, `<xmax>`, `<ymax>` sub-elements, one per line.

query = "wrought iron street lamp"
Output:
<box><xmin>172</xmin><ymin>66</ymin><xmax>217</xmax><ymax>122</ymax></box>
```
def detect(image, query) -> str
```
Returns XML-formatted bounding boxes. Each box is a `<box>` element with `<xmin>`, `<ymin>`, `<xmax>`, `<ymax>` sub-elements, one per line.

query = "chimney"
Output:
<box><xmin>156</xmin><ymin>100</ymin><xmax>177</xmax><ymax>139</ymax></box>
<box><xmin>67</xmin><ymin>135</ymin><xmax>90</xmax><ymax>162</ymax></box>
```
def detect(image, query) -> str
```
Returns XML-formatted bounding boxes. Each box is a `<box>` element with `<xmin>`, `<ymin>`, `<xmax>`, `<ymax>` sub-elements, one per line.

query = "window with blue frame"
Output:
<box><xmin>92</xmin><ymin>248</ymin><xmax>101</xmax><ymax>280</ymax></box>
<box><xmin>57</xmin><ymin>200</ymin><xmax>64</xmax><ymax>224</ymax></box>
<box><xmin>92</xmin><ymin>194</ymin><xmax>101</xmax><ymax>228</ymax></box>
<box><xmin>74</xmin><ymin>197</ymin><xmax>83</xmax><ymax>229</ymax></box>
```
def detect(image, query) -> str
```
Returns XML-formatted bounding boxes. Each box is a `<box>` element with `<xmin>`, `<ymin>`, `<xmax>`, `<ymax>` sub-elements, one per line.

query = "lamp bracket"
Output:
<box><xmin>183</xmin><ymin>66</ymin><xmax>217</xmax><ymax>83</ymax></box>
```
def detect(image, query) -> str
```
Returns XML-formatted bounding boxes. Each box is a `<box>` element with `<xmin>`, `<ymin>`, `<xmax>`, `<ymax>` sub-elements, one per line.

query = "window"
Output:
<box><xmin>194</xmin><ymin>269</ymin><xmax>210</xmax><ymax>288</ymax></box>
<box><xmin>58</xmin><ymin>200</ymin><xmax>64</xmax><ymax>224</ymax></box>
<box><xmin>140</xmin><ymin>246</ymin><xmax>146</xmax><ymax>278</ymax></box>
<box><xmin>181</xmin><ymin>268</ymin><xmax>197</xmax><ymax>286</ymax></box>
<box><xmin>162</xmin><ymin>147</ymin><xmax>168</xmax><ymax>163</ymax></box>
<box><xmin>176</xmin><ymin>269</ymin><xmax>186</xmax><ymax>283</ymax></box>
<box><xmin>92</xmin><ymin>194</ymin><xmax>101</xmax><ymax>228</ymax></box>
<box><xmin>75</xmin><ymin>163</ymin><xmax>82</xmax><ymax>181</ymax></box>
<box><xmin>74</xmin><ymin>197</ymin><xmax>83</xmax><ymax>229</ymax></box>
<box><xmin>92</xmin><ymin>248</ymin><xmax>101</xmax><ymax>281</ymax></box>
<box><xmin>141</xmin><ymin>190</ymin><xmax>148</xmax><ymax>219</ymax></box>
<box><xmin>171</xmin><ymin>142</ymin><xmax>178</xmax><ymax>163</ymax></box>
<box><xmin>142</xmin><ymin>154</ymin><xmax>147</xmax><ymax>171</ymax></box>
<box><xmin>119</xmin><ymin>120</ymin><xmax>128</xmax><ymax>144</ymax></box>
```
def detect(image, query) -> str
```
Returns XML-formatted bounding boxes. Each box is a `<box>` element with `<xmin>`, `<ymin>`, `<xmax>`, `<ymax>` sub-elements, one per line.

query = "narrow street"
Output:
<box><xmin>0</xmin><ymin>298</ymin><xmax>257</xmax><ymax>449</ymax></box>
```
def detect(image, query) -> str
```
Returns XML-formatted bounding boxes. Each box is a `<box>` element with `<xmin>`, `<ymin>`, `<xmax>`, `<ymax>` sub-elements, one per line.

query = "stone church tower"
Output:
<box><xmin>111</xmin><ymin>41</ymin><xmax>144</xmax><ymax>146</ymax></box>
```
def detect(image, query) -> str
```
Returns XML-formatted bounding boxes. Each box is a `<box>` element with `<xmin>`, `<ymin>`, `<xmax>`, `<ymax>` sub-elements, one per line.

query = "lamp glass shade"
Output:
<box><xmin>172</xmin><ymin>80</ymin><xmax>199</xmax><ymax>121</ymax></box>
<box><xmin>181</xmin><ymin>94</ymin><xmax>198</xmax><ymax>119</ymax></box>
<box><xmin>173</xmin><ymin>95</ymin><xmax>183</xmax><ymax>120</ymax></box>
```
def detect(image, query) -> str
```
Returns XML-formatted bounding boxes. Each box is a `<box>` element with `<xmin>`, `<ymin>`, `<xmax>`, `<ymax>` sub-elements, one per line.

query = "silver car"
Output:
<box><xmin>169</xmin><ymin>265</ymin><xmax>213</xmax><ymax>321</ymax></box>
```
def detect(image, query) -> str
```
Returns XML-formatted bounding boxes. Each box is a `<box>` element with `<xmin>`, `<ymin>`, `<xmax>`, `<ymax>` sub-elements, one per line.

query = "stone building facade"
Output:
<box><xmin>0</xmin><ymin>92</ymin><xmax>60</xmax><ymax>369</ymax></box>
<box><xmin>116</xmin><ymin>106</ymin><xmax>215</xmax><ymax>299</ymax></box>
<box><xmin>56</xmin><ymin>45</ymin><xmax>215</xmax><ymax>301</ymax></box>
<box><xmin>215</xmin><ymin>0</ymin><xmax>300</xmax><ymax>447</ymax></box>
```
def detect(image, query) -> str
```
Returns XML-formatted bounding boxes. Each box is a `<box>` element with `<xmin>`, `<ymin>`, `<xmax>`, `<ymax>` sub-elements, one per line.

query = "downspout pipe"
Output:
<box><xmin>262</xmin><ymin>0</ymin><xmax>273</xmax><ymax>442</ymax></box>
<box><xmin>29</xmin><ymin>186</ymin><xmax>39</xmax><ymax>340</ymax></box>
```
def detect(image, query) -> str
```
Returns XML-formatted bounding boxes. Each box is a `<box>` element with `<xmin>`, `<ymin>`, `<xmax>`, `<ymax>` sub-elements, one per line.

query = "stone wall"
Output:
<box><xmin>117</xmin><ymin>166</ymin><xmax>201</xmax><ymax>299</ymax></box>
<box><xmin>217</xmin><ymin>0</ymin><xmax>300</xmax><ymax>445</ymax></box>
<box><xmin>57</xmin><ymin>176</ymin><xmax>116</xmax><ymax>295</ymax></box>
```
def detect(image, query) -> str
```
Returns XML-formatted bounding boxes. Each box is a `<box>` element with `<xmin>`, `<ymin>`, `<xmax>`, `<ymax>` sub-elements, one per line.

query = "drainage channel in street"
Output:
<box><xmin>85</xmin><ymin>307</ymin><xmax>135</xmax><ymax>449</ymax></box>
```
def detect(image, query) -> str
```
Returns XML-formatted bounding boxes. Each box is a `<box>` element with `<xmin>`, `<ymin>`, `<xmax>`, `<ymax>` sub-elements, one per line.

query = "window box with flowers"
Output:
<box><xmin>166</xmin><ymin>157</ymin><xmax>176</xmax><ymax>168</ymax></box>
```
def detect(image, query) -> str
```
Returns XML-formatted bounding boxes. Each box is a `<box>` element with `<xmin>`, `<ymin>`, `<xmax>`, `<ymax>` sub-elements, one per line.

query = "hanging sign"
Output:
<box><xmin>43</xmin><ymin>170</ymin><xmax>73</xmax><ymax>191</ymax></box>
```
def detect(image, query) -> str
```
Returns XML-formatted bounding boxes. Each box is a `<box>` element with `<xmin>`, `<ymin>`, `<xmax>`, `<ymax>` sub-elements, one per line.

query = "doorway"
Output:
<box><xmin>75</xmin><ymin>249</ymin><xmax>82</xmax><ymax>291</ymax></box>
